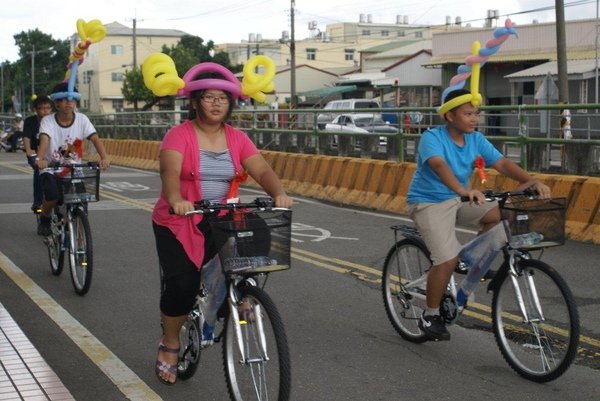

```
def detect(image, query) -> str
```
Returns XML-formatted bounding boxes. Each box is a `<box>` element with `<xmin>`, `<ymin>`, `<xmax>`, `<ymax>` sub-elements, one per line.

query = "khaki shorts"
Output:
<box><xmin>408</xmin><ymin>198</ymin><xmax>499</xmax><ymax>266</ymax></box>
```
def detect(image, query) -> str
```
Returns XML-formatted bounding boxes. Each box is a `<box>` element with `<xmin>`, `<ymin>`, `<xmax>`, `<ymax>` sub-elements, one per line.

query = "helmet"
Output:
<box><xmin>15</xmin><ymin>113</ymin><xmax>22</xmax><ymax>119</ymax></box>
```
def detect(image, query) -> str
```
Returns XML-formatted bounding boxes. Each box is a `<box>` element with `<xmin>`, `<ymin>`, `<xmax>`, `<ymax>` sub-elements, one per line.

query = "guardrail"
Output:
<box><xmin>3</xmin><ymin>103</ymin><xmax>600</xmax><ymax>175</ymax></box>
<box><xmin>83</xmin><ymin>139</ymin><xmax>600</xmax><ymax>245</ymax></box>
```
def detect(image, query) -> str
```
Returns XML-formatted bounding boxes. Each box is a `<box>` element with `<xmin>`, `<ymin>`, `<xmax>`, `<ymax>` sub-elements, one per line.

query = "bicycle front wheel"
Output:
<box><xmin>223</xmin><ymin>285</ymin><xmax>291</xmax><ymax>401</ymax></box>
<box><xmin>46</xmin><ymin>210</ymin><xmax>65</xmax><ymax>276</ymax></box>
<box><xmin>68</xmin><ymin>207</ymin><xmax>93</xmax><ymax>296</ymax></box>
<box><xmin>492</xmin><ymin>259</ymin><xmax>579</xmax><ymax>382</ymax></box>
<box><xmin>382</xmin><ymin>238</ymin><xmax>431</xmax><ymax>343</ymax></box>
<box><xmin>177</xmin><ymin>311</ymin><xmax>201</xmax><ymax>380</ymax></box>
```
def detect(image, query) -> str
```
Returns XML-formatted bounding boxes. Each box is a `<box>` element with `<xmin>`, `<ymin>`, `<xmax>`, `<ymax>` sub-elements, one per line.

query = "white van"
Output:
<box><xmin>317</xmin><ymin>98</ymin><xmax>381</xmax><ymax>129</ymax></box>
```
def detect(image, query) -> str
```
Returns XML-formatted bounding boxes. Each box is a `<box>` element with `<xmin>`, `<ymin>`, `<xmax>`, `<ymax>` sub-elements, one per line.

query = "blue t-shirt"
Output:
<box><xmin>407</xmin><ymin>125</ymin><xmax>503</xmax><ymax>204</ymax></box>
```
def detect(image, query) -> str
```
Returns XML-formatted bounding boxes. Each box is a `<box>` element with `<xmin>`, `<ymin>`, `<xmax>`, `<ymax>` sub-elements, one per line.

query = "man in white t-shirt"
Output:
<box><xmin>35</xmin><ymin>82</ymin><xmax>110</xmax><ymax>236</ymax></box>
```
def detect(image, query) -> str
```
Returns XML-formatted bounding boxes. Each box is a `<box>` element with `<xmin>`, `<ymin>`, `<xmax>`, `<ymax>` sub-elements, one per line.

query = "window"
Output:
<box><xmin>111</xmin><ymin>45</ymin><xmax>123</xmax><ymax>55</ymax></box>
<box><xmin>415</xmin><ymin>31</ymin><xmax>423</xmax><ymax>38</ymax></box>
<box><xmin>397</xmin><ymin>31</ymin><xmax>405</xmax><ymax>37</ymax></box>
<box><xmin>306</xmin><ymin>48</ymin><xmax>317</xmax><ymax>61</ymax></box>
<box><xmin>111</xmin><ymin>72</ymin><xmax>125</xmax><ymax>82</ymax></box>
<box><xmin>344</xmin><ymin>49</ymin><xmax>355</xmax><ymax>61</ymax></box>
<box><xmin>381</xmin><ymin>30</ymin><xmax>389</xmax><ymax>37</ymax></box>
<box><xmin>362</xmin><ymin>30</ymin><xmax>371</xmax><ymax>36</ymax></box>
<box><xmin>112</xmin><ymin>99</ymin><xmax>124</xmax><ymax>111</ymax></box>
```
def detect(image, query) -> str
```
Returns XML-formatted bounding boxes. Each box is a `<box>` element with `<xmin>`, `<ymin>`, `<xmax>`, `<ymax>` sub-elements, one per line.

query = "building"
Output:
<box><xmin>218</xmin><ymin>14</ymin><xmax>452</xmax><ymax>73</ymax></box>
<box><xmin>76</xmin><ymin>22</ymin><xmax>188</xmax><ymax>113</ymax></box>
<box><xmin>424</xmin><ymin>18</ymin><xmax>600</xmax><ymax>106</ymax></box>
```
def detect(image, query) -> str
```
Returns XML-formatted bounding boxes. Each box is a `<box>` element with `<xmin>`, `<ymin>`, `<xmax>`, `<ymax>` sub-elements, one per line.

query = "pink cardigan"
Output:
<box><xmin>152</xmin><ymin>120</ymin><xmax>259</xmax><ymax>268</ymax></box>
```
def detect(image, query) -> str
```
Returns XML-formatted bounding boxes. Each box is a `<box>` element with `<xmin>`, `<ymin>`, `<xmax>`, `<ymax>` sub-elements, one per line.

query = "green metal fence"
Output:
<box><xmin>3</xmin><ymin>103</ymin><xmax>600</xmax><ymax>175</ymax></box>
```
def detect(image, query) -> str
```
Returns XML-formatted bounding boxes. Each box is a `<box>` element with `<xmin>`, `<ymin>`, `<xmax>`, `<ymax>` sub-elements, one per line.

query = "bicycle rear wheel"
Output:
<box><xmin>382</xmin><ymin>239</ymin><xmax>430</xmax><ymax>343</ymax></box>
<box><xmin>492</xmin><ymin>259</ymin><xmax>579</xmax><ymax>382</ymax></box>
<box><xmin>45</xmin><ymin>209</ymin><xmax>65</xmax><ymax>276</ymax></box>
<box><xmin>223</xmin><ymin>285</ymin><xmax>290</xmax><ymax>401</ymax></box>
<box><xmin>68</xmin><ymin>207</ymin><xmax>93</xmax><ymax>295</ymax></box>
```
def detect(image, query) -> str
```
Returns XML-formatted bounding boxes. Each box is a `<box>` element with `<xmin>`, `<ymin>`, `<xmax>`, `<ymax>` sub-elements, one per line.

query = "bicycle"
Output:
<box><xmin>381</xmin><ymin>189</ymin><xmax>580</xmax><ymax>382</ymax></box>
<box><xmin>42</xmin><ymin>162</ymin><xmax>100</xmax><ymax>296</ymax></box>
<box><xmin>175</xmin><ymin>197</ymin><xmax>292</xmax><ymax>401</ymax></box>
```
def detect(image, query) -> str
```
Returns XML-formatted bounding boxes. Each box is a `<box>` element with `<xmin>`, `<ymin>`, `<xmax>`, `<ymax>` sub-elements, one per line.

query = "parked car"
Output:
<box><xmin>324</xmin><ymin>113</ymin><xmax>398</xmax><ymax>152</ymax></box>
<box><xmin>317</xmin><ymin>98</ymin><xmax>381</xmax><ymax>129</ymax></box>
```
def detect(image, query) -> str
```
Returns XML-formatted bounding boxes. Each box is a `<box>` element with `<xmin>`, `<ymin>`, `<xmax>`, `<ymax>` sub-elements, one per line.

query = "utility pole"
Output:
<box><xmin>555</xmin><ymin>0</ymin><xmax>569</xmax><ymax>103</ymax></box>
<box><xmin>132</xmin><ymin>18</ymin><xmax>137</xmax><ymax>68</ymax></box>
<box><xmin>595</xmin><ymin>0</ymin><xmax>599</xmax><ymax>103</ymax></box>
<box><xmin>31</xmin><ymin>44</ymin><xmax>35</xmax><ymax>98</ymax></box>
<box><xmin>132</xmin><ymin>17</ymin><xmax>139</xmax><ymax>111</ymax></box>
<box><xmin>290</xmin><ymin>0</ymin><xmax>297</xmax><ymax>109</ymax></box>
<box><xmin>1</xmin><ymin>63</ymin><xmax>4</xmax><ymax>112</ymax></box>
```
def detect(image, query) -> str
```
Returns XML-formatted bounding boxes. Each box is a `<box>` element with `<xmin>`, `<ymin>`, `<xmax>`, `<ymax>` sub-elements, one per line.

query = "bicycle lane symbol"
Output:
<box><xmin>290</xmin><ymin>222</ymin><xmax>358</xmax><ymax>243</ymax></box>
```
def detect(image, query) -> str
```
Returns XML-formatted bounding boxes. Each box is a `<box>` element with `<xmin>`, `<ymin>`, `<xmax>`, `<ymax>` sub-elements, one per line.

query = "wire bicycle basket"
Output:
<box><xmin>57</xmin><ymin>165</ymin><xmax>100</xmax><ymax>204</ymax></box>
<box><xmin>500</xmin><ymin>196</ymin><xmax>567</xmax><ymax>249</ymax></box>
<box><xmin>211</xmin><ymin>209</ymin><xmax>292</xmax><ymax>274</ymax></box>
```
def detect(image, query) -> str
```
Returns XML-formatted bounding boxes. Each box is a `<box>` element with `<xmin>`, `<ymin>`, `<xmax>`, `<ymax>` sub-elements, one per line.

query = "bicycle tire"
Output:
<box><xmin>46</xmin><ymin>209</ymin><xmax>65</xmax><ymax>276</ymax></box>
<box><xmin>382</xmin><ymin>238</ymin><xmax>430</xmax><ymax>343</ymax></box>
<box><xmin>68</xmin><ymin>207</ymin><xmax>93</xmax><ymax>296</ymax></box>
<box><xmin>223</xmin><ymin>285</ymin><xmax>291</xmax><ymax>401</ymax></box>
<box><xmin>177</xmin><ymin>313</ymin><xmax>201</xmax><ymax>380</ymax></box>
<box><xmin>491</xmin><ymin>258</ymin><xmax>579</xmax><ymax>382</ymax></box>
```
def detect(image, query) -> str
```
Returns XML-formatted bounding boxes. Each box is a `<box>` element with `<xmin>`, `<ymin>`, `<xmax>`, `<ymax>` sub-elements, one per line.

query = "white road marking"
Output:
<box><xmin>0</xmin><ymin>252</ymin><xmax>162</xmax><ymax>401</ymax></box>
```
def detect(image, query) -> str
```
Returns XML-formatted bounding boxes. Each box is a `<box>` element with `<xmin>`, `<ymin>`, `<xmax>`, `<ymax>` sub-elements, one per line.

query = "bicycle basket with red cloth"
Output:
<box><xmin>210</xmin><ymin>209</ymin><xmax>292</xmax><ymax>274</ymax></box>
<box><xmin>57</xmin><ymin>165</ymin><xmax>100</xmax><ymax>204</ymax></box>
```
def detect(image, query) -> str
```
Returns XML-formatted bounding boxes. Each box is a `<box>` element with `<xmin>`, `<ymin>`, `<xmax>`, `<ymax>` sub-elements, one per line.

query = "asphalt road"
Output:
<box><xmin>1</xmin><ymin>151</ymin><xmax>598</xmax><ymax>401</ymax></box>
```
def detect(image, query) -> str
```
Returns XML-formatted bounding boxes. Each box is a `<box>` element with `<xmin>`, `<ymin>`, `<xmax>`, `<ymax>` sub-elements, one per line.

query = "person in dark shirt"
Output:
<box><xmin>23</xmin><ymin>95</ymin><xmax>52</xmax><ymax>212</ymax></box>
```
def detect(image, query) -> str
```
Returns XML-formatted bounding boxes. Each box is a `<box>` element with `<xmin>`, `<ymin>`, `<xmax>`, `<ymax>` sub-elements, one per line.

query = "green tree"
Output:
<box><xmin>121</xmin><ymin>67</ymin><xmax>155</xmax><ymax>111</ymax></box>
<box><xmin>9</xmin><ymin>29</ymin><xmax>70</xmax><ymax>111</ymax></box>
<box><xmin>164</xmin><ymin>35</ymin><xmax>240</xmax><ymax>74</ymax></box>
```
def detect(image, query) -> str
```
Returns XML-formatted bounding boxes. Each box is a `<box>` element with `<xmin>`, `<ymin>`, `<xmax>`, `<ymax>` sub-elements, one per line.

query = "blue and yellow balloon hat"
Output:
<box><xmin>141</xmin><ymin>53</ymin><xmax>276</xmax><ymax>104</ymax></box>
<box><xmin>52</xmin><ymin>19</ymin><xmax>106</xmax><ymax>101</ymax></box>
<box><xmin>438</xmin><ymin>19</ymin><xmax>517</xmax><ymax>117</ymax></box>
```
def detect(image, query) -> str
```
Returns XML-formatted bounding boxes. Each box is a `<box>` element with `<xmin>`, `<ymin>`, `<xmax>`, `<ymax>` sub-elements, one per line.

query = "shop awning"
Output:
<box><xmin>299</xmin><ymin>85</ymin><xmax>358</xmax><ymax>98</ymax></box>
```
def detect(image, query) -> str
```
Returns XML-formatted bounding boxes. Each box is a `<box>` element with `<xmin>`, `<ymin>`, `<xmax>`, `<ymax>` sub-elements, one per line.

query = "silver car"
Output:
<box><xmin>325</xmin><ymin>113</ymin><xmax>398</xmax><ymax>147</ymax></box>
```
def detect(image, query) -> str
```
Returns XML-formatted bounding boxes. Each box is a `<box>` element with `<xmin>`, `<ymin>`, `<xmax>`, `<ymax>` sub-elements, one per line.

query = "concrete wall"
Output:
<box><xmin>87</xmin><ymin>139</ymin><xmax>600</xmax><ymax>245</ymax></box>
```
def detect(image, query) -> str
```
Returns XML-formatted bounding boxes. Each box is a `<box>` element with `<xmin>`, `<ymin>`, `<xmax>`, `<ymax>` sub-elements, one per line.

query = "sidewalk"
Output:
<box><xmin>0</xmin><ymin>302</ymin><xmax>74</xmax><ymax>401</ymax></box>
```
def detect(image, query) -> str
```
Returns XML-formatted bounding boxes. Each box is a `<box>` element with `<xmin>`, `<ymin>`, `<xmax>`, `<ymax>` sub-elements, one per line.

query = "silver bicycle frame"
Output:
<box><xmin>506</xmin><ymin>251</ymin><xmax>546</xmax><ymax>323</ymax></box>
<box><xmin>228</xmin><ymin>279</ymin><xmax>270</xmax><ymax>364</ymax></box>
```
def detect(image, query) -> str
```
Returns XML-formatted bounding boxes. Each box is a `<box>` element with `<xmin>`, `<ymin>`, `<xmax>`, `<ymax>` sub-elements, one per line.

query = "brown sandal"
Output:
<box><xmin>155</xmin><ymin>342</ymin><xmax>179</xmax><ymax>385</ymax></box>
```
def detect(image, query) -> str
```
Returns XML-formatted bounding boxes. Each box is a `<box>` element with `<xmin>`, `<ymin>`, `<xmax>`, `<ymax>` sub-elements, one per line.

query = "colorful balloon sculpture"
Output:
<box><xmin>141</xmin><ymin>53</ymin><xmax>276</xmax><ymax>104</ymax></box>
<box><xmin>438</xmin><ymin>19</ymin><xmax>517</xmax><ymax>116</ymax></box>
<box><xmin>142</xmin><ymin>53</ymin><xmax>185</xmax><ymax>97</ymax></box>
<box><xmin>53</xmin><ymin>19</ymin><xmax>106</xmax><ymax>101</ymax></box>
<box><xmin>241</xmin><ymin>55</ymin><xmax>276</xmax><ymax>103</ymax></box>
<box><xmin>178</xmin><ymin>62</ymin><xmax>243</xmax><ymax>99</ymax></box>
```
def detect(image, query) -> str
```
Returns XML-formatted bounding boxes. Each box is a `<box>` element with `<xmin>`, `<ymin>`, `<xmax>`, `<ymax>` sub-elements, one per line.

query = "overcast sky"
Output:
<box><xmin>1</xmin><ymin>0</ymin><xmax>598</xmax><ymax>62</ymax></box>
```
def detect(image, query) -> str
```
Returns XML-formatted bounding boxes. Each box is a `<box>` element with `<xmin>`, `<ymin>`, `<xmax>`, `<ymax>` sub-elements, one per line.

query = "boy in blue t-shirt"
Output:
<box><xmin>407</xmin><ymin>88</ymin><xmax>551</xmax><ymax>341</ymax></box>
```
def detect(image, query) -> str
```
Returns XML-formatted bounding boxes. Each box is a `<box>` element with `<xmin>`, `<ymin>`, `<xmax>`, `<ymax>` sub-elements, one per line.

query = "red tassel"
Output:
<box><xmin>475</xmin><ymin>155</ymin><xmax>487</xmax><ymax>184</ymax></box>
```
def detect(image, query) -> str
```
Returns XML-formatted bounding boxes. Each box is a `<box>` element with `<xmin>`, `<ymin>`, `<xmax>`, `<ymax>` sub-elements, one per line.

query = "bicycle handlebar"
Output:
<box><xmin>168</xmin><ymin>197</ymin><xmax>290</xmax><ymax>216</ymax></box>
<box><xmin>459</xmin><ymin>188</ymin><xmax>538</xmax><ymax>203</ymax></box>
<box><xmin>44</xmin><ymin>161</ymin><xmax>100</xmax><ymax>170</ymax></box>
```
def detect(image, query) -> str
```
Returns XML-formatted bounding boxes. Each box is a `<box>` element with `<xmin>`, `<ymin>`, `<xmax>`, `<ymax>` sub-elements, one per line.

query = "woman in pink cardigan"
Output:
<box><xmin>152</xmin><ymin>68</ymin><xmax>293</xmax><ymax>385</ymax></box>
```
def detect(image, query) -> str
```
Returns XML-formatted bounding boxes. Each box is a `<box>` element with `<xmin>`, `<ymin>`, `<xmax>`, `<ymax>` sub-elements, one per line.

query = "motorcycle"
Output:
<box><xmin>0</xmin><ymin>126</ymin><xmax>24</xmax><ymax>152</ymax></box>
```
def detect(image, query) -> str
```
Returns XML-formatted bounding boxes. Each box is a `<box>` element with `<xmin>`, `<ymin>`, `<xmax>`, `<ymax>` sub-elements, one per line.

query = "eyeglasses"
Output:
<box><xmin>201</xmin><ymin>94</ymin><xmax>230</xmax><ymax>104</ymax></box>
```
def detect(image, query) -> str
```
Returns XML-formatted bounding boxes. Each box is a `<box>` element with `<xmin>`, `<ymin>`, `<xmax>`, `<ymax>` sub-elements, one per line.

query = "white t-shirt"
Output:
<box><xmin>39</xmin><ymin>112</ymin><xmax>96</xmax><ymax>164</ymax></box>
